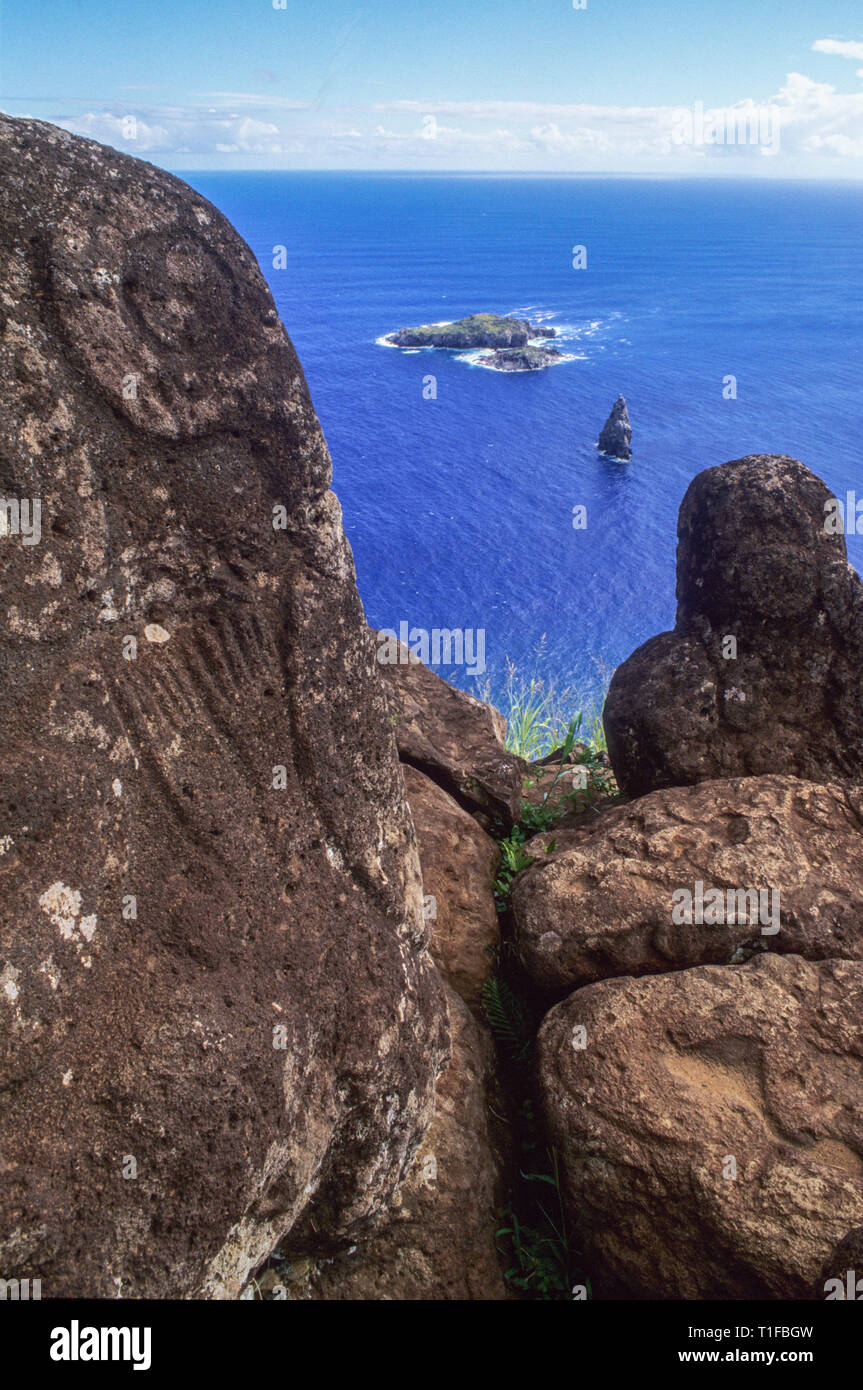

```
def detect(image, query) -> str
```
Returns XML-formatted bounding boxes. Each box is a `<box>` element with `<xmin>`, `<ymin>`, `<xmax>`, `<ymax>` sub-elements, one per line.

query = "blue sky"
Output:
<box><xmin>2</xmin><ymin>0</ymin><xmax>863</xmax><ymax>173</ymax></box>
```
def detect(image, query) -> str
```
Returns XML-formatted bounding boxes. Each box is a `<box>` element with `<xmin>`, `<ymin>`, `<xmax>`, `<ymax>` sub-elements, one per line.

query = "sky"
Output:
<box><xmin>2</xmin><ymin>0</ymin><xmax>863</xmax><ymax>175</ymax></box>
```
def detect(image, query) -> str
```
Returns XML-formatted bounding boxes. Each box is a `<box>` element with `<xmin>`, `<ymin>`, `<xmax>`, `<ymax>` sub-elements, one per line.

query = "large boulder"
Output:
<box><xmin>604</xmin><ymin>455</ymin><xmax>863</xmax><ymax>798</ymax></box>
<box><xmin>402</xmin><ymin>765</ymin><xmax>500</xmax><ymax>1015</ymax></box>
<box><xmin>514</xmin><ymin>775</ymin><xmax>863</xmax><ymax>991</ymax></box>
<box><xmin>376</xmin><ymin>634</ymin><xmax>524</xmax><ymax>827</ymax></box>
<box><xmin>0</xmin><ymin>116</ymin><xmax>447</xmax><ymax>1298</ymax></box>
<box><xmin>538</xmin><ymin>953</ymin><xmax>863</xmax><ymax>1299</ymax></box>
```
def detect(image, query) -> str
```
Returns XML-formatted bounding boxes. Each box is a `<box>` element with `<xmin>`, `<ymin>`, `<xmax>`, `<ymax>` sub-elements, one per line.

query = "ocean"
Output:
<box><xmin>179</xmin><ymin>172</ymin><xmax>863</xmax><ymax>710</ymax></box>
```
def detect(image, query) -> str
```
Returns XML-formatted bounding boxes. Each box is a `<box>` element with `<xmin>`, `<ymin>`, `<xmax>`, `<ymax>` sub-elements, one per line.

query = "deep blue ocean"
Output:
<box><xmin>181</xmin><ymin>173</ymin><xmax>863</xmax><ymax>707</ymax></box>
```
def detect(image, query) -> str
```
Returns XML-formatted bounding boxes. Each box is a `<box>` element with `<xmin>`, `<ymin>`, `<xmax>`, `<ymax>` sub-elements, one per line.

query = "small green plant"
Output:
<box><xmin>496</xmin><ymin>1149</ymin><xmax>572</xmax><ymax>1298</ymax></box>
<box><xmin>493</xmin><ymin>837</ymin><xmax>535</xmax><ymax>914</ymax></box>
<box><xmin>537</xmin><ymin>714</ymin><xmax>583</xmax><ymax>803</ymax></box>
<box><xmin>492</xmin><ymin>735</ymin><xmax>615</xmax><ymax>916</ymax></box>
<box><xmin>478</xmin><ymin>653</ymin><xmax>608</xmax><ymax>1300</ymax></box>
<box><xmin>482</xmin><ymin>973</ymin><xmax>533</xmax><ymax>1064</ymax></box>
<box><xmin>497</xmin><ymin>1208</ymin><xmax>567</xmax><ymax>1297</ymax></box>
<box><xmin>483</xmin><ymin>976</ymin><xmax>591</xmax><ymax>1300</ymax></box>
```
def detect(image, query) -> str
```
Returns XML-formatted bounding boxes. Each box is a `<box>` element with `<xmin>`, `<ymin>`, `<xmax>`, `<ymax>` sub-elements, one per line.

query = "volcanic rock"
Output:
<box><xmin>296</xmin><ymin>987</ymin><xmax>510</xmax><ymax>1300</ymax></box>
<box><xmin>818</xmin><ymin>1227</ymin><xmax>863</xmax><ymax>1299</ymax></box>
<box><xmin>386</xmin><ymin>313</ymin><xmax>554</xmax><ymax>350</ymax></box>
<box><xmin>604</xmin><ymin>454</ymin><xmax>863</xmax><ymax>798</ymax></box>
<box><xmin>597</xmin><ymin>395</ymin><xmax>632</xmax><ymax>460</ymax></box>
<box><xmin>0</xmin><ymin>116</ymin><xmax>447</xmax><ymax>1299</ymax></box>
<box><xmin>376</xmin><ymin>636</ymin><xmax>525</xmax><ymax>827</ymax></box>
<box><xmin>402</xmin><ymin>765</ymin><xmax>500</xmax><ymax>1015</ymax></box>
<box><xmin>513</xmin><ymin>775</ymin><xmax>863</xmax><ymax>992</ymax></box>
<box><xmin>538</xmin><ymin>953</ymin><xmax>863</xmax><ymax>1299</ymax></box>
<box><xmin>483</xmin><ymin>346</ymin><xmax>564</xmax><ymax>371</ymax></box>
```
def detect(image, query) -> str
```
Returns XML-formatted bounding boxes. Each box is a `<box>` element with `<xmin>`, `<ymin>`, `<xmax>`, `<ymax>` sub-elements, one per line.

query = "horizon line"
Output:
<box><xmin>163</xmin><ymin>166</ymin><xmax>863</xmax><ymax>184</ymax></box>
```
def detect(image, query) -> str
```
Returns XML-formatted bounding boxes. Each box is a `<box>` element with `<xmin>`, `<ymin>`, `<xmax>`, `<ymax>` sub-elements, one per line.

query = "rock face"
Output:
<box><xmin>402</xmin><ymin>765</ymin><xmax>500</xmax><ymax>1015</ymax></box>
<box><xmin>297</xmin><ymin>988</ymin><xmax>510</xmax><ymax>1300</ymax></box>
<box><xmin>0</xmin><ymin>117</ymin><xmax>447</xmax><ymax>1299</ymax></box>
<box><xmin>605</xmin><ymin>454</ymin><xmax>863</xmax><ymax>799</ymax></box>
<box><xmin>538</xmin><ymin>954</ymin><xmax>863</xmax><ymax>1299</ymax></box>
<box><xmin>376</xmin><ymin>635</ymin><xmax>525</xmax><ymax>827</ymax></box>
<box><xmin>597</xmin><ymin>395</ymin><xmax>632</xmax><ymax>459</ymax></box>
<box><xmin>514</xmin><ymin>775</ymin><xmax>863</xmax><ymax>992</ymax></box>
<box><xmin>258</xmin><ymin>763</ymin><xmax>510</xmax><ymax>1299</ymax></box>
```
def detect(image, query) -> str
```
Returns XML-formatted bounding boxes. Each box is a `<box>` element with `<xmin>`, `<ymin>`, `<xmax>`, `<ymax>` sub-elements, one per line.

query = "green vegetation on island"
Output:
<box><xmin>386</xmin><ymin>311</ymin><xmax>556</xmax><ymax>350</ymax></box>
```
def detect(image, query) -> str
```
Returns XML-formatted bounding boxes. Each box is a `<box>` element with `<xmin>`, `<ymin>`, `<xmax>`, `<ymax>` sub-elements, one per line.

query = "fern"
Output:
<box><xmin>493</xmin><ymin>835</ymin><xmax>535</xmax><ymax>914</ymax></box>
<box><xmin>482</xmin><ymin>973</ymin><xmax>533</xmax><ymax>1063</ymax></box>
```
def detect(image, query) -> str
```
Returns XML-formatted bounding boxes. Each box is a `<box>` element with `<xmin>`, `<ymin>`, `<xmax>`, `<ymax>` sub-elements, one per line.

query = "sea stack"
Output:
<box><xmin>598</xmin><ymin>395</ymin><xmax>632</xmax><ymax>460</ymax></box>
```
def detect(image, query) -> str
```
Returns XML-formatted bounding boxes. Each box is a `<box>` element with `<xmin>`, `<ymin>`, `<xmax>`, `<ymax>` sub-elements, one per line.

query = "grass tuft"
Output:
<box><xmin>477</xmin><ymin>640</ymin><xmax>610</xmax><ymax>761</ymax></box>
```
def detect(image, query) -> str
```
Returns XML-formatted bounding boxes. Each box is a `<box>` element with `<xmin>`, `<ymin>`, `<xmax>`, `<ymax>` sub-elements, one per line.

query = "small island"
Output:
<box><xmin>382</xmin><ymin>312</ymin><xmax>568</xmax><ymax>370</ymax></box>
<box><xmin>385</xmin><ymin>312</ymin><xmax>556</xmax><ymax>350</ymax></box>
<box><xmin>481</xmin><ymin>346</ymin><xmax>565</xmax><ymax>371</ymax></box>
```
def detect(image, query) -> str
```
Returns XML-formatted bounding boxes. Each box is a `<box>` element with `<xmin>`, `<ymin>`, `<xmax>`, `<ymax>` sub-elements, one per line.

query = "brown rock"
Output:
<box><xmin>520</xmin><ymin>750</ymin><xmax>618</xmax><ymax>828</ymax></box>
<box><xmin>818</xmin><ymin>1227</ymin><xmax>863</xmax><ymax>1299</ymax></box>
<box><xmin>604</xmin><ymin>455</ymin><xmax>863</xmax><ymax>799</ymax></box>
<box><xmin>376</xmin><ymin>634</ymin><xmax>525</xmax><ymax>827</ymax></box>
<box><xmin>514</xmin><ymin>775</ymin><xmax>863</xmax><ymax>991</ymax></box>
<box><xmin>538</xmin><ymin>954</ymin><xmax>863</xmax><ymax>1299</ymax></box>
<box><xmin>293</xmin><ymin>987</ymin><xmax>510</xmax><ymax>1300</ymax></box>
<box><xmin>0</xmin><ymin>117</ymin><xmax>447</xmax><ymax>1298</ymax></box>
<box><xmin>402</xmin><ymin>765</ymin><xmax>500</xmax><ymax>1014</ymax></box>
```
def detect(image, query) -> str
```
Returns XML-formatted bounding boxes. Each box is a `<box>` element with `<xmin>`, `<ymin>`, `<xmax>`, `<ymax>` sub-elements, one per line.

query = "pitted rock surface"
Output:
<box><xmin>538</xmin><ymin>954</ymin><xmax>863</xmax><ymax>1299</ymax></box>
<box><xmin>604</xmin><ymin>455</ymin><xmax>863</xmax><ymax>798</ymax></box>
<box><xmin>376</xmin><ymin>635</ymin><xmax>524</xmax><ymax>827</ymax></box>
<box><xmin>0</xmin><ymin>116</ymin><xmax>447</xmax><ymax>1299</ymax></box>
<box><xmin>402</xmin><ymin>765</ymin><xmax>500</xmax><ymax>1015</ymax></box>
<box><xmin>513</xmin><ymin>775</ymin><xmax>863</xmax><ymax>991</ymax></box>
<box><xmin>299</xmin><ymin>987</ymin><xmax>510</xmax><ymax>1300</ymax></box>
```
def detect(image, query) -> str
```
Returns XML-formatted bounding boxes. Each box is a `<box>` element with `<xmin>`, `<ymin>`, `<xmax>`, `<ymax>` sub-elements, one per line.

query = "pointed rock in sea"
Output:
<box><xmin>598</xmin><ymin>394</ymin><xmax>632</xmax><ymax>460</ymax></box>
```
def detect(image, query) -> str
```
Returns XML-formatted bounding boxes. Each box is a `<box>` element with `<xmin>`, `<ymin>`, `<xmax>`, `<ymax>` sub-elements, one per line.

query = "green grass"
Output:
<box><xmin>397</xmin><ymin>312</ymin><xmax>528</xmax><ymax>343</ymax></box>
<box><xmin>477</xmin><ymin>644</ymin><xmax>611</xmax><ymax>762</ymax></box>
<box><xmin>490</xmin><ymin>712</ymin><xmax>616</xmax><ymax>916</ymax></box>
<box><xmin>496</xmin><ymin>1147</ymin><xmax>581</xmax><ymax>1299</ymax></box>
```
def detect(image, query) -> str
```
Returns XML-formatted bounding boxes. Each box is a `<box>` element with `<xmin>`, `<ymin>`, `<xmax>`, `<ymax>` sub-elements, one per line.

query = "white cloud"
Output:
<box><xmin>11</xmin><ymin>49</ymin><xmax>863</xmax><ymax>173</ymax></box>
<box><xmin>769</xmin><ymin>71</ymin><xmax>863</xmax><ymax>161</ymax></box>
<box><xmin>812</xmin><ymin>38</ymin><xmax>863</xmax><ymax>62</ymax></box>
<box><xmin>55</xmin><ymin>105</ymin><xmax>285</xmax><ymax>155</ymax></box>
<box><xmin>58</xmin><ymin>112</ymin><xmax>173</xmax><ymax>152</ymax></box>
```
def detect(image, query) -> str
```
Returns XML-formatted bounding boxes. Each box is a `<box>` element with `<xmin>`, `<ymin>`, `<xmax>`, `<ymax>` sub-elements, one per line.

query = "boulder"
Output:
<box><xmin>604</xmin><ymin>454</ymin><xmax>863</xmax><ymax>798</ymax></box>
<box><xmin>375</xmin><ymin>634</ymin><xmax>524</xmax><ymax>827</ymax></box>
<box><xmin>402</xmin><ymin>765</ymin><xmax>500</xmax><ymax>1015</ymax></box>
<box><xmin>514</xmin><ymin>775</ymin><xmax>863</xmax><ymax>992</ymax></box>
<box><xmin>537</xmin><ymin>953</ymin><xmax>863</xmax><ymax>1299</ymax></box>
<box><xmin>285</xmin><ymin>988</ymin><xmax>510</xmax><ymax>1300</ymax></box>
<box><xmin>597</xmin><ymin>395</ymin><xmax>632</xmax><ymax>460</ymax></box>
<box><xmin>0</xmin><ymin>116</ymin><xmax>447</xmax><ymax>1298</ymax></box>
